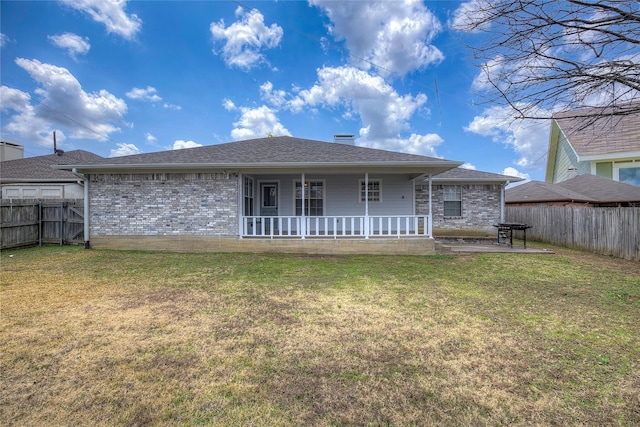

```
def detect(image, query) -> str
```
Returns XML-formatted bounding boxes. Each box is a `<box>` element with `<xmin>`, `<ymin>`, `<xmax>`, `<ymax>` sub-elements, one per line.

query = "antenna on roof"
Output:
<box><xmin>53</xmin><ymin>131</ymin><xmax>64</xmax><ymax>156</ymax></box>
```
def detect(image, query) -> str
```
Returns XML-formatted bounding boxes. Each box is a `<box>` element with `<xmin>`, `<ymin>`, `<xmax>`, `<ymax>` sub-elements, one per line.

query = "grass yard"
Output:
<box><xmin>1</xmin><ymin>245</ymin><xmax>638</xmax><ymax>426</ymax></box>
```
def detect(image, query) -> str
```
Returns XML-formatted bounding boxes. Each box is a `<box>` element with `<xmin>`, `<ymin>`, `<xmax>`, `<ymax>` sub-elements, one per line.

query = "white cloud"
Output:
<box><xmin>287</xmin><ymin>65</ymin><xmax>440</xmax><ymax>156</ymax></box>
<box><xmin>172</xmin><ymin>140</ymin><xmax>202</xmax><ymax>150</ymax></box>
<box><xmin>126</xmin><ymin>86</ymin><xmax>162</xmax><ymax>102</ymax></box>
<box><xmin>1</xmin><ymin>85</ymin><xmax>56</xmax><ymax>147</ymax></box>
<box><xmin>8</xmin><ymin>58</ymin><xmax>127</xmax><ymax>144</ymax></box>
<box><xmin>260</xmin><ymin>81</ymin><xmax>287</xmax><ymax>109</ymax></box>
<box><xmin>163</xmin><ymin>102</ymin><xmax>181</xmax><ymax>110</ymax></box>
<box><xmin>449</xmin><ymin>0</ymin><xmax>493</xmax><ymax>32</ymax></box>
<box><xmin>210</xmin><ymin>7</ymin><xmax>283</xmax><ymax>70</ymax></box>
<box><xmin>110</xmin><ymin>142</ymin><xmax>142</xmax><ymax>157</ymax></box>
<box><xmin>465</xmin><ymin>105</ymin><xmax>550</xmax><ymax>169</ymax></box>
<box><xmin>461</xmin><ymin>163</ymin><xmax>476</xmax><ymax>170</ymax></box>
<box><xmin>222</xmin><ymin>98</ymin><xmax>236</xmax><ymax>111</ymax></box>
<box><xmin>48</xmin><ymin>33</ymin><xmax>90</xmax><ymax>59</ymax></box>
<box><xmin>363</xmin><ymin>133</ymin><xmax>444</xmax><ymax>158</ymax></box>
<box><xmin>59</xmin><ymin>0</ymin><xmax>141</xmax><ymax>39</ymax></box>
<box><xmin>230</xmin><ymin>105</ymin><xmax>291</xmax><ymax>140</ymax></box>
<box><xmin>145</xmin><ymin>132</ymin><xmax>156</xmax><ymax>143</ymax></box>
<box><xmin>502</xmin><ymin>166</ymin><xmax>530</xmax><ymax>181</ymax></box>
<box><xmin>310</xmin><ymin>0</ymin><xmax>443</xmax><ymax>77</ymax></box>
<box><xmin>292</xmin><ymin>66</ymin><xmax>426</xmax><ymax>136</ymax></box>
<box><xmin>1</xmin><ymin>33</ymin><xmax>10</xmax><ymax>47</ymax></box>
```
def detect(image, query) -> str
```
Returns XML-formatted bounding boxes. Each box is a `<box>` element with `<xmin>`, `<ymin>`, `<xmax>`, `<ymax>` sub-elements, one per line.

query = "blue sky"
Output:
<box><xmin>1</xmin><ymin>0</ymin><xmax>553</xmax><ymax>181</ymax></box>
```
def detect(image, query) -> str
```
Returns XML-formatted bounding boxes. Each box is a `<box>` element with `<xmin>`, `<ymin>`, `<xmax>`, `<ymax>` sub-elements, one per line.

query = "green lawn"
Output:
<box><xmin>1</xmin><ymin>246</ymin><xmax>638</xmax><ymax>426</ymax></box>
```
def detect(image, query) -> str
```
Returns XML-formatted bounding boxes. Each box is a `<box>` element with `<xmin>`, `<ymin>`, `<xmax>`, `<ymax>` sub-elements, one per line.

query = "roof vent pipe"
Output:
<box><xmin>334</xmin><ymin>134</ymin><xmax>355</xmax><ymax>144</ymax></box>
<box><xmin>53</xmin><ymin>131</ymin><xmax>64</xmax><ymax>156</ymax></box>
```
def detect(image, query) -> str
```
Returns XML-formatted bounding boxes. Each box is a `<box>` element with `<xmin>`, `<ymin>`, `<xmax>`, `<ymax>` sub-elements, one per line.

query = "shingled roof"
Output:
<box><xmin>506</xmin><ymin>174</ymin><xmax>640</xmax><ymax>205</ymax></box>
<box><xmin>1</xmin><ymin>150</ymin><xmax>103</xmax><ymax>182</ymax></box>
<box><xmin>552</xmin><ymin>102</ymin><xmax>640</xmax><ymax>157</ymax></box>
<box><xmin>54</xmin><ymin>136</ymin><xmax>462</xmax><ymax>173</ymax></box>
<box><xmin>432</xmin><ymin>167</ymin><xmax>523</xmax><ymax>183</ymax></box>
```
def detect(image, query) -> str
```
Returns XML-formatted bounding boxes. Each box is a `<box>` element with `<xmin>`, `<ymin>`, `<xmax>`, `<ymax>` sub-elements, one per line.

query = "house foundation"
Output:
<box><xmin>89</xmin><ymin>235</ymin><xmax>436</xmax><ymax>255</ymax></box>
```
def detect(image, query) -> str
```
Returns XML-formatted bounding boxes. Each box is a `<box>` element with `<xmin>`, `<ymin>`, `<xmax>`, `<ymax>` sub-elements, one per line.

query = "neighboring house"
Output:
<box><xmin>1</xmin><ymin>150</ymin><xmax>103</xmax><ymax>199</ymax></box>
<box><xmin>417</xmin><ymin>168</ymin><xmax>522</xmax><ymax>235</ymax></box>
<box><xmin>506</xmin><ymin>174</ymin><xmax>640</xmax><ymax>207</ymax></box>
<box><xmin>545</xmin><ymin>102</ymin><xmax>640</xmax><ymax>186</ymax></box>
<box><xmin>1</xmin><ymin>140</ymin><xmax>24</xmax><ymax>161</ymax></box>
<box><xmin>53</xmin><ymin>136</ymin><xmax>518</xmax><ymax>254</ymax></box>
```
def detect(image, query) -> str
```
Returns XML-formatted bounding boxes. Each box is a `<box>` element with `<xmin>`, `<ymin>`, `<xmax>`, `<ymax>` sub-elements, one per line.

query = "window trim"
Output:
<box><xmin>243</xmin><ymin>176</ymin><xmax>254</xmax><ymax>216</ymax></box>
<box><xmin>443</xmin><ymin>185</ymin><xmax>462</xmax><ymax>218</ymax></box>
<box><xmin>293</xmin><ymin>179</ymin><xmax>325</xmax><ymax>216</ymax></box>
<box><xmin>613</xmin><ymin>161</ymin><xmax>640</xmax><ymax>186</ymax></box>
<box><xmin>359</xmin><ymin>179</ymin><xmax>382</xmax><ymax>203</ymax></box>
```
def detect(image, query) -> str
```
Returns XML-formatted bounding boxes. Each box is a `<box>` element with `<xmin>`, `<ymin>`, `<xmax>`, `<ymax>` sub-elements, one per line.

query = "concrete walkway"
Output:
<box><xmin>435</xmin><ymin>238</ymin><xmax>554</xmax><ymax>255</ymax></box>
<box><xmin>438</xmin><ymin>243</ymin><xmax>554</xmax><ymax>254</ymax></box>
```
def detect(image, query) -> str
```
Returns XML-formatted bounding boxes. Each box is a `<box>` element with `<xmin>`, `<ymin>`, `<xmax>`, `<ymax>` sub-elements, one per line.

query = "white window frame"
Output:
<box><xmin>443</xmin><ymin>185</ymin><xmax>462</xmax><ymax>218</ymax></box>
<box><xmin>243</xmin><ymin>176</ymin><xmax>254</xmax><ymax>216</ymax></box>
<box><xmin>294</xmin><ymin>179</ymin><xmax>325</xmax><ymax>216</ymax></box>
<box><xmin>613</xmin><ymin>161</ymin><xmax>640</xmax><ymax>186</ymax></box>
<box><xmin>359</xmin><ymin>179</ymin><xmax>382</xmax><ymax>203</ymax></box>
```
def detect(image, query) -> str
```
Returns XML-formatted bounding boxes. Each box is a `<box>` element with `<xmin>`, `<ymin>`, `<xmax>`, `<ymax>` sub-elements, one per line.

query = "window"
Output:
<box><xmin>360</xmin><ymin>179</ymin><xmax>381</xmax><ymax>202</ymax></box>
<box><xmin>262</xmin><ymin>184</ymin><xmax>277</xmax><ymax>208</ymax></box>
<box><xmin>615</xmin><ymin>163</ymin><xmax>640</xmax><ymax>187</ymax></box>
<box><xmin>619</xmin><ymin>167</ymin><xmax>640</xmax><ymax>186</ymax></box>
<box><xmin>443</xmin><ymin>185</ymin><xmax>462</xmax><ymax>217</ymax></box>
<box><xmin>243</xmin><ymin>177</ymin><xmax>254</xmax><ymax>216</ymax></box>
<box><xmin>295</xmin><ymin>180</ymin><xmax>324</xmax><ymax>216</ymax></box>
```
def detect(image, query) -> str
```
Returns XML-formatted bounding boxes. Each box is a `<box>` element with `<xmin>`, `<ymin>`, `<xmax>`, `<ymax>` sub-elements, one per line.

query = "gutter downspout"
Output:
<box><xmin>72</xmin><ymin>168</ymin><xmax>90</xmax><ymax>249</ymax></box>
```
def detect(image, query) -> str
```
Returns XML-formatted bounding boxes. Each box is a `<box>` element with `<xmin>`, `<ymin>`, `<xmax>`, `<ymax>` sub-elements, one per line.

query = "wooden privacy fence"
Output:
<box><xmin>1</xmin><ymin>199</ymin><xmax>84</xmax><ymax>250</ymax></box>
<box><xmin>506</xmin><ymin>206</ymin><xmax>640</xmax><ymax>261</ymax></box>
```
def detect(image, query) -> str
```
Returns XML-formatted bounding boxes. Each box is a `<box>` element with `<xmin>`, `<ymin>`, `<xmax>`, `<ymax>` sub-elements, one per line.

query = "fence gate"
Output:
<box><xmin>0</xmin><ymin>199</ymin><xmax>84</xmax><ymax>250</ymax></box>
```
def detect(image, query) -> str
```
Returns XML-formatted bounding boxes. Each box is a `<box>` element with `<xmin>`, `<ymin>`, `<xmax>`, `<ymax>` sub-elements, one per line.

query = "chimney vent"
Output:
<box><xmin>334</xmin><ymin>134</ymin><xmax>355</xmax><ymax>144</ymax></box>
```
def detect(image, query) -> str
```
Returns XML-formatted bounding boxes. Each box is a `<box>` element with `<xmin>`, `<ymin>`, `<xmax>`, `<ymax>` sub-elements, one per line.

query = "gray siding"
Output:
<box><xmin>89</xmin><ymin>172</ymin><xmax>238</xmax><ymax>237</ymax></box>
<box><xmin>250</xmin><ymin>174</ymin><xmax>414</xmax><ymax>216</ymax></box>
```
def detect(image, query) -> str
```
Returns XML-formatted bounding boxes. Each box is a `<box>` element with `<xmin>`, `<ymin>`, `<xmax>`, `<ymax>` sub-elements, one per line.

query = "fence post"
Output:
<box><xmin>60</xmin><ymin>201</ymin><xmax>64</xmax><ymax>246</ymax></box>
<box><xmin>39</xmin><ymin>201</ymin><xmax>43</xmax><ymax>247</ymax></box>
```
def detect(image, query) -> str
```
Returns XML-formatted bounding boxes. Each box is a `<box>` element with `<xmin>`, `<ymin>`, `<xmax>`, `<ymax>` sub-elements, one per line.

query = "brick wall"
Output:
<box><xmin>415</xmin><ymin>183</ymin><xmax>502</xmax><ymax>234</ymax></box>
<box><xmin>89</xmin><ymin>173</ymin><xmax>238</xmax><ymax>236</ymax></box>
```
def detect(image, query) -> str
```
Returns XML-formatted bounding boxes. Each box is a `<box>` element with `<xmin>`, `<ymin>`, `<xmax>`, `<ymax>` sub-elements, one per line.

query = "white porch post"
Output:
<box><xmin>364</xmin><ymin>172</ymin><xmax>370</xmax><ymax>238</ymax></box>
<box><xmin>301</xmin><ymin>172</ymin><xmax>306</xmax><ymax>238</ymax></box>
<box><xmin>83</xmin><ymin>175</ymin><xmax>90</xmax><ymax>248</ymax></box>
<box><xmin>238</xmin><ymin>173</ymin><xmax>243</xmax><ymax>238</ymax></box>
<box><xmin>428</xmin><ymin>174</ymin><xmax>433</xmax><ymax>237</ymax></box>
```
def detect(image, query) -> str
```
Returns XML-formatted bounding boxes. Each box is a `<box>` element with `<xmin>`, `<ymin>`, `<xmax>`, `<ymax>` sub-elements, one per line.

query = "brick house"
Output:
<box><xmin>417</xmin><ymin>168</ymin><xmax>521</xmax><ymax>235</ymax></box>
<box><xmin>56</xmin><ymin>136</ymin><xmax>518</xmax><ymax>254</ymax></box>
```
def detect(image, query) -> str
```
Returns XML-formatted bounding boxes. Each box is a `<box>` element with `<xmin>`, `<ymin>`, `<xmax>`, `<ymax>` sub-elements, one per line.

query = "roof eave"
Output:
<box><xmin>54</xmin><ymin>160</ymin><xmax>464</xmax><ymax>172</ymax></box>
<box><xmin>0</xmin><ymin>178</ymin><xmax>81</xmax><ymax>183</ymax></box>
<box><xmin>432</xmin><ymin>176</ymin><xmax>524</xmax><ymax>183</ymax></box>
<box><xmin>579</xmin><ymin>151</ymin><xmax>640</xmax><ymax>162</ymax></box>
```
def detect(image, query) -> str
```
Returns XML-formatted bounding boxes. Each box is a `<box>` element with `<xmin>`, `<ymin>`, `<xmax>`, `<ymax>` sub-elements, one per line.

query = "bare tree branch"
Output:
<box><xmin>458</xmin><ymin>0</ymin><xmax>640</xmax><ymax>124</ymax></box>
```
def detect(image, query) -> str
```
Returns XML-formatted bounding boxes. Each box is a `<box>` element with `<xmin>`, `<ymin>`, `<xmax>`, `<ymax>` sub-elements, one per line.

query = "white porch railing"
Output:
<box><xmin>241</xmin><ymin>215</ymin><xmax>431</xmax><ymax>238</ymax></box>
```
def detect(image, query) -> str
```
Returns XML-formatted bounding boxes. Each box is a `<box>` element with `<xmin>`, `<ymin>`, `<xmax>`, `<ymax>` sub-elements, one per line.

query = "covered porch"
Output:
<box><xmin>237</xmin><ymin>171</ymin><xmax>435</xmax><ymax>239</ymax></box>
